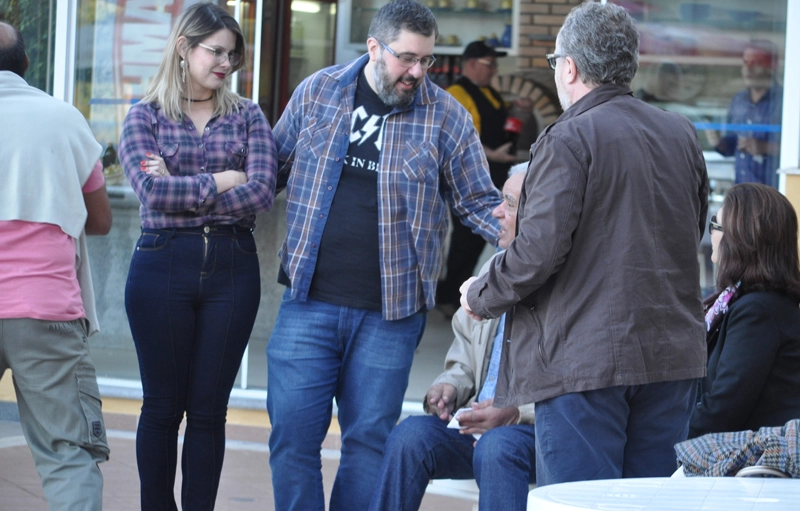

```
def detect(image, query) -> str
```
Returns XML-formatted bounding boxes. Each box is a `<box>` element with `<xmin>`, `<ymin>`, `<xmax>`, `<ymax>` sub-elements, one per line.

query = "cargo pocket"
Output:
<box><xmin>76</xmin><ymin>376</ymin><xmax>109</xmax><ymax>457</ymax></box>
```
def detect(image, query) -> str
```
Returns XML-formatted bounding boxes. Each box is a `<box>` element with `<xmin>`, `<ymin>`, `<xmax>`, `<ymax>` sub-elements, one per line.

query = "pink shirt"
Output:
<box><xmin>0</xmin><ymin>161</ymin><xmax>105</xmax><ymax>321</ymax></box>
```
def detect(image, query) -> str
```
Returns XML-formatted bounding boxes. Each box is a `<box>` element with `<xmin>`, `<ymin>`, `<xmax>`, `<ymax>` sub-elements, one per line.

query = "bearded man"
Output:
<box><xmin>267</xmin><ymin>1</ymin><xmax>501</xmax><ymax>510</ymax></box>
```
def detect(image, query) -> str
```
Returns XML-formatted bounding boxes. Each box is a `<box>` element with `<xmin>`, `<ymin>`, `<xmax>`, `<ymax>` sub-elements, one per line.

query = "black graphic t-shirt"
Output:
<box><xmin>308</xmin><ymin>68</ymin><xmax>393</xmax><ymax>310</ymax></box>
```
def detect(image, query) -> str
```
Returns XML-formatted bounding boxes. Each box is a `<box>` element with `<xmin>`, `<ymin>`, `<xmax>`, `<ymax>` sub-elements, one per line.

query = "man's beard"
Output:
<box><xmin>373</xmin><ymin>56</ymin><xmax>419</xmax><ymax>107</ymax></box>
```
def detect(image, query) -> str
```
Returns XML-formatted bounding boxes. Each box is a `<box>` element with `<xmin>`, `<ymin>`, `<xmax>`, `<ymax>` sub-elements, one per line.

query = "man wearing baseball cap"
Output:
<box><xmin>437</xmin><ymin>40</ymin><xmax>529</xmax><ymax>317</ymax></box>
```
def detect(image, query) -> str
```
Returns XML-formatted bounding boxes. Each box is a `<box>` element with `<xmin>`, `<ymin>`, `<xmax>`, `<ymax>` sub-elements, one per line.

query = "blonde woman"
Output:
<box><xmin>117</xmin><ymin>3</ymin><xmax>276</xmax><ymax>508</ymax></box>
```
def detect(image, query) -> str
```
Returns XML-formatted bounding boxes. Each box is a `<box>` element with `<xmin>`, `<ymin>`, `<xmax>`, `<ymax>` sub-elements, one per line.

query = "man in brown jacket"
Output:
<box><xmin>460</xmin><ymin>3</ymin><xmax>708</xmax><ymax>486</ymax></box>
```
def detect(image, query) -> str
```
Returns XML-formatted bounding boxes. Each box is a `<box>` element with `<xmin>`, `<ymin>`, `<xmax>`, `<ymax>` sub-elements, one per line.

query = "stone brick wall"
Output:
<box><xmin>516</xmin><ymin>0</ymin><xmax>584</xmax><ymax>70</ymax></box>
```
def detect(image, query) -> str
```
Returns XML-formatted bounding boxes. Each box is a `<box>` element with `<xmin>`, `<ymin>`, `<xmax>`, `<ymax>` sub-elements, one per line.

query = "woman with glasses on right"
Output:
<box><xmin>689</xmin><ymin>183</ymin><xmax>800</xmax><ymax>438</ymax></box>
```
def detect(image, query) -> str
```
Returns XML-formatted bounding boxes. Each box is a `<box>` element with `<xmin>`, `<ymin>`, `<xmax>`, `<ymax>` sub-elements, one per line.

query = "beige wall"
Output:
<box><xmin>516</xmin><ymin>0</ymin><xmax>584</xmax><ymax>70</ymax></box>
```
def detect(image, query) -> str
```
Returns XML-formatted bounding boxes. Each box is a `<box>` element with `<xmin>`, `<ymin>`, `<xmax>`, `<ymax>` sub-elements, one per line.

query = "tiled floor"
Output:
<box><xmin>0</xmin><ymin>377</ymin><xmax>476</xmax><ymax>511</ymax></box>
<box><xmin>0</xmin><ymin>414</ymin><xmax>475</xmax><ymax>511</ymax></box>
<box><xmin>0</xmin><ymin>299</ymin><xmax>484</xmax><ymax>510</ymax></box>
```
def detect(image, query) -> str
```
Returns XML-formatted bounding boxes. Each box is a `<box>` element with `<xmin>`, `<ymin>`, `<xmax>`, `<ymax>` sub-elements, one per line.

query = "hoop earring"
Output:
<box><xmin>180</xmin><ymin>59</ymin><xmax>185</xmax><ymax>83</ymax></box>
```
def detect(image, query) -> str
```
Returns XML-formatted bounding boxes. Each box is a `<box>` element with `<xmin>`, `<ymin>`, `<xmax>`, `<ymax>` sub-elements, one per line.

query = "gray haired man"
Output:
<box><xmin>460</xmin><ymin>2</ymin><xmax>708</xmax><ymax>485</ymax></box>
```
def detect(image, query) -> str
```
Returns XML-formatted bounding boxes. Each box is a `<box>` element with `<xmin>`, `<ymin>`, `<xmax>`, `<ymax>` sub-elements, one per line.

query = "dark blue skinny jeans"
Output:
<box><xmin>125</xmin><ymin>226</ymin><xmax>260</xmax><ymax>510</ymax></box>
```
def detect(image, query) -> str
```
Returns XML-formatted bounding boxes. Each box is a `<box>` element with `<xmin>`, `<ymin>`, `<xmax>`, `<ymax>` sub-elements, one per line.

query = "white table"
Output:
<box><xmin>527</xmin><ymin>477</ymin><xmax>800</xmax><ymax>510</ymax></box>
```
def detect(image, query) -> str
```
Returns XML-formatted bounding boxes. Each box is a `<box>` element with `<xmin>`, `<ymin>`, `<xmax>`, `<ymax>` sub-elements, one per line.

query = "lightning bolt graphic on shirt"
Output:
<box><xmin>350</xmin><ymin>106</ymin><xmax>387</xmax><ymax>150</ymax></box>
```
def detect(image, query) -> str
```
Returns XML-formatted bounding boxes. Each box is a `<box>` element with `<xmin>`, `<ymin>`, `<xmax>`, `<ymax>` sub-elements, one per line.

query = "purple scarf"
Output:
<box><xmin>704</xmin><ymin>284</ymin><xmax>739</xmax><ymax>332</ymax></box>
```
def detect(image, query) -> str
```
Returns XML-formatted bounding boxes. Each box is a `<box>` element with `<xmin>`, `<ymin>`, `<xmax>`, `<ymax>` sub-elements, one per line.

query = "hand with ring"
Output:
<box><xmin>140</xmin><ymin>152</ymin><xmax>169</xmax><ymax>177</ymax></box>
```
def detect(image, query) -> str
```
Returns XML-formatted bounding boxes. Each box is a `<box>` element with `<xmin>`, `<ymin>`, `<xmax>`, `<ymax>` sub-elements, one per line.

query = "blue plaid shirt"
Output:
<box><xmin>716</xmin><ymin>84</ymin><xmax>782</xmax><ymax>187</ymax></box>
<box><xmin>273</xmin><ymin>54</ymin><xmax>501</xmax><ymax>320</ymax></box>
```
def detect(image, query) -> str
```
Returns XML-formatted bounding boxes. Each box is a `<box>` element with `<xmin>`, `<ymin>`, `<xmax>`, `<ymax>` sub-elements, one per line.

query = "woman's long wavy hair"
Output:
<box><xmin>715</xmin><ymin>183</ymin><xmax>800</xmax><ymax>302</ymax></box>
<box><xmin>141</xmin><ymin>2</ymin><xmax>246</xmax><ymax>121</ymax></box>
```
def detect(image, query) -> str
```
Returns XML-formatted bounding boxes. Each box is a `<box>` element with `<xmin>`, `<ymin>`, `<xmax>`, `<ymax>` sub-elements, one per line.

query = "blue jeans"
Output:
<box><xmin>534</xmin><ymin>379</ymin><xmax>698</xmax><ymax>486</ymax></box>
<box><xmin>266</xmin><ymin>295</ymin><xmax>426</xmax><ymax>511</ymax></box>
<box><xmin>369</xmin><ymin>414</ymin><xmax>537</xmax><ymax>511</ymax></box>
<box><xmin>125</xmin><ymin>227</ymin><xmax>261</xmax><ymax>510</ymax></box>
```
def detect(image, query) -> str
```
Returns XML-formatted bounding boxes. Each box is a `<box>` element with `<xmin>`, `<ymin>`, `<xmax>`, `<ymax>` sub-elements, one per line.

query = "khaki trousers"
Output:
<box><xmin>0</xmin><ymin>318</ymin><xmax>109</xmax><ymax>510</ymax></box>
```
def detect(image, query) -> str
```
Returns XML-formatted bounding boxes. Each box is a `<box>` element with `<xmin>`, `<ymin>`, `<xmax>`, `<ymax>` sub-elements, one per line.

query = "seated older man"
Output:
<box><xmin>369</xmin><ymin>164</ymin><xmax>534</xmax><ymax>511</ymax></box>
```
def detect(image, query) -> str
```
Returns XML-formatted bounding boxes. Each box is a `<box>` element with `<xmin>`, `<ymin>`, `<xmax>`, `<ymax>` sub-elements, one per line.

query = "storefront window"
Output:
<box><xmin>72</xmin><ymin>1</ymin><xmax>267</xmax><ymax>181</ymax></box>
<box><xmin>288</xmin><ymin>0</ymin><xmax>337</xmax><ymax>94</ymax></box>
<box><xmin>618</xmin><ymin>0</ymin><xmax>787</xmax><ymax>292</ymax></box>
<box><xmin>0</xmin><ymin>0</ymin><xmax>57</xmax><ymax>93</ymax></box>
<box><xmin>71</xmin><ymin>0</ymin><xmax>272</xmax><ymax>388</ymax></box>
<box><xmin>17</xmin><ymin>0</ymin><xmax>793</xmax><ymax>394</ymax></box>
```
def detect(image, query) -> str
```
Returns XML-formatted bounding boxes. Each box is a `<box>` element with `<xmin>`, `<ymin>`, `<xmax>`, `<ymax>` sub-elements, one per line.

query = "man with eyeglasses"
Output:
<box><xmin>461</xmin><ymin>2</ymin><xmax>709</xmax><ymax>486</ymax></box>
<box><xmin>436</xmin><ymin>40</ymin><xmax>531</xmax><ymax>318</ymax></box>
<box><xmin>268</xmin><ymin>1</ymin><xmax>501</xmax><ymax>510</ymax></box>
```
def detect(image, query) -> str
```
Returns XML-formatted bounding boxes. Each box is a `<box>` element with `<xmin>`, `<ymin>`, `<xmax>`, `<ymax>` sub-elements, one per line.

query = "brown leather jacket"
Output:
<box><xmin>467</xmin><ymin>84</ymin><xmax>708</xmax><ymax>406</ymax></box>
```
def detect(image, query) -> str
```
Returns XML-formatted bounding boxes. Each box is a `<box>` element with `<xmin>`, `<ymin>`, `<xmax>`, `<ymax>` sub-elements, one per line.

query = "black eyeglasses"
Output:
<box><xmin>374</xmin><ymin>37</ymin><xmax>436</xmax><ymax>69</ymax></box>
<box><xmin>545</xmin><ymin>53</ymin><xmax>565</xmax><ymax>70</ymax></box>
<box><xmin>708</xmin><ymin>215</ymin><xmax>723</xmax><ymax>235</ymax></box>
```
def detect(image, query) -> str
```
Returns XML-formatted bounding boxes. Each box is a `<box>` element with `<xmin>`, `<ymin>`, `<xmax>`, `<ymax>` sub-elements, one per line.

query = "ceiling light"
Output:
<box><xmin>292</xmin><ymin>1</ymin><xmax>321</xmax><ymax>13</ymax></box>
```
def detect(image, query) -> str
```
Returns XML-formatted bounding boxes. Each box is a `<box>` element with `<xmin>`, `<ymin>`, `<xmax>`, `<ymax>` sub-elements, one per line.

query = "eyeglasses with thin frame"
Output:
<box><xmin>545</xmin><ymin>53</ymin><xmax>565</xmax><ymax>70</ymax></box>
<box><xmin>197</xmin><ymin>42</ymin><xmax>243</xmax><ymax>67</ymax></box>
<box><xmin>476</xmin><ymin>58</ymin><xmax>499</xmax><ymax>69</ymax></box>
<box><xmin>708</xmin><ymin>215</ymin><xmax>723</xmax><ymax>235</ymax></box>
<box><xmin>373</xmin><ymin>37</ymin><xmax>436</xmax><ymax>69</ymax></box>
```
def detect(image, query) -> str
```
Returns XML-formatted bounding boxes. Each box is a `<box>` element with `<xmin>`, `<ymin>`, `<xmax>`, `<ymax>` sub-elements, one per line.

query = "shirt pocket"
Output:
<box><xmin>401</xmin><ymin>140</ymin><xmax>438</xmax><ymax>184</ymax></box>
<box><xmin>299</xmin><ymin>118</ymin><xmax>331</xmax><ymax>160</ymax></box>
<box><xmin>156</xmin><ymin>140</ymin><xmax>180</xmax><ymax>173</ymax></box>
<box><xmin>225</xmin><ymin>141</ymin><xmax>249</xmax><ymax>171</ymax></box>
<box><xmin>395</xmin><ymin>139</ymin><xmax>447</xmax><ymax>270</ymax></box>
<box><xmin>287</xmin><ymin>119</ymin><xmax>331</xmax><ymax>205</ymax></box>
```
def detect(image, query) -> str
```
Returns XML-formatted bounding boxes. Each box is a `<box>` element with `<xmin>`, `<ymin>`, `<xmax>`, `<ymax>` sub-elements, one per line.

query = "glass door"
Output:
<box><xmin>282</xmin><ymin>0</ymin><xmax>338</xmax><ymax>103</ymax></box>
<box><xmin>0</xmin><ymin>0</ymin><xmax>57</xmax><ymax>93</ymax></box>
<box><xmin>66</xmin><ymin>0</ymin><xmax>272</xmax><ymax>388</ymax></box>
<box><xmin>620</xmin><ymin>0</ymin><xmax>788</xmax><ymax>293</ymax></box>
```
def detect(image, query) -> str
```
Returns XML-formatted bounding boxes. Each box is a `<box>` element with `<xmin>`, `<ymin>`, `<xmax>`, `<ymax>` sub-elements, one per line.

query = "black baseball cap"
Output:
<box><xmin>462</xmin><ymin>40</ymin><xmax>507</xmax><ymax>59</ymax></box>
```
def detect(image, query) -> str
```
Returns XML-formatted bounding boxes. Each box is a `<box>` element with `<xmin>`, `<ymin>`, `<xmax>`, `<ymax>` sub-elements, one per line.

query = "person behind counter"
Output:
<box><xmin>117</xmin><ymin>3</ymin><xmax>276</xmax><ymax>509</ymax></box>
<box><xmin>689</xmin><ymin>183</ymin><xmax>800</xmax><ymax>438</ymax></box>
